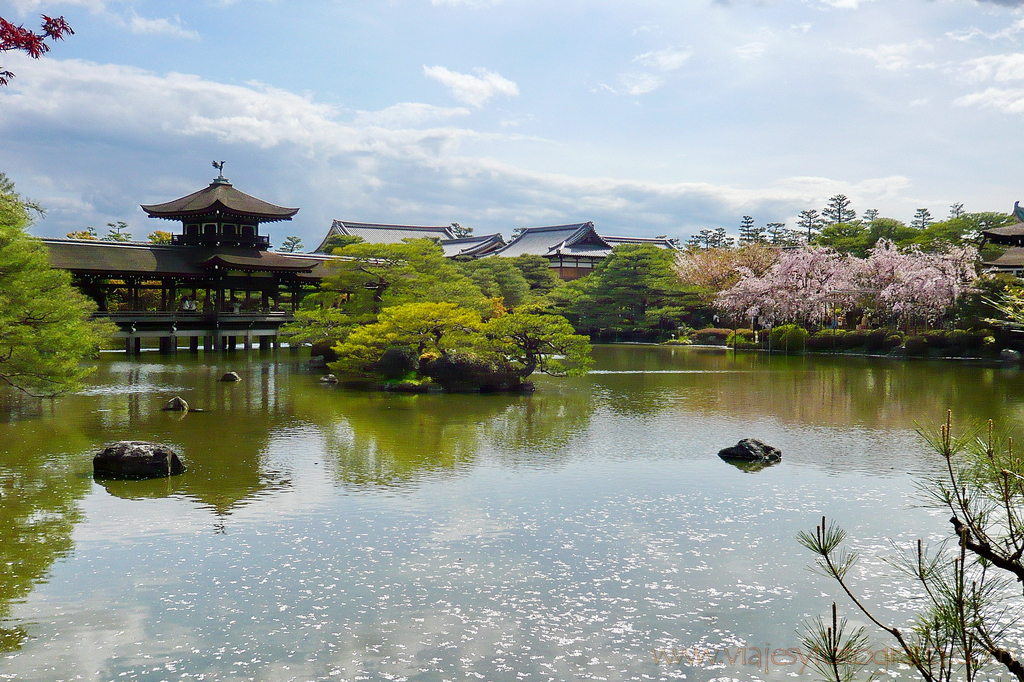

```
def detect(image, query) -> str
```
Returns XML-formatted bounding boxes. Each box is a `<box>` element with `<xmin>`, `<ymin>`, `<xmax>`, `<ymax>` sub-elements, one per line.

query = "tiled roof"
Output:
<box><xmin>315</xmin><ymin>220</ymin><xmax>455</xmax><ymax>252</ymax></box>
<box><xmin>604</xmin><ymin>235</ymin><xmax>678</xmax><ymax>250</ymax></box>
<box><xmin>984</xmin><ymin>246</ymin><xmax>1024</xmax><ymax>268</ymax></box>
<box><xmin>42</xmin><ymin>239</ymin><xmax>330</xmax><ymax>278</ymax></box>
<box><xmin>441</xmin><ymin>233</ymin><xmax>506</xmax><ymax>258</ymax></box>
<box><xmin>141</xmin><ymin>180</ymin><xmax>299</xmax><ymax>222</ymax></box>
<box><xmin>491</xmin><ymin>223</ymin><xmax>605</xmax><ymax>258</ymax></box>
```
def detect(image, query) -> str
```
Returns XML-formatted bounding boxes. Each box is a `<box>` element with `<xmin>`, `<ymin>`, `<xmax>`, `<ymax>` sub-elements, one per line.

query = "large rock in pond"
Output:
<box><xmin>94</xmin><ymin>441</ymin><xmax>185</xmax><ymax>479</ymax></box>
<box><xmin>163</xmin><ymin>396</ymin><xmax>188</xmax><ymax>411</ymax></box>
<box><xmin>220</xmin><ymin>371</ymin><xmax>241</xmax><ymax>382</ymax></box>
<box><xmin>718</xmin><ymin>438</ymin><xmax>782</xmax><ymax>463</ymax></box>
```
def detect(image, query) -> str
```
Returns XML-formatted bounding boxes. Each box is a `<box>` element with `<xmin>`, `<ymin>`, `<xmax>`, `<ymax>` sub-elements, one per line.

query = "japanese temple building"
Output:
<box><xmin>43</xmin><ymin>172</ymin><xmax>330</xmax><ymax>355</ymax></box>
<box><xmin>982</xmin><ymin>201</ymin><xmax>1024</xmax><ymax>276</ymax></box>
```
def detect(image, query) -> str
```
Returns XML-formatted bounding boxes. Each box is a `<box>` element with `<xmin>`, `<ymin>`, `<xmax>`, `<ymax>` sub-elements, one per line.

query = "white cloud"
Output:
<box><xmin>353</xmin><ymin>103</ymin><xmax>471</xmax><ymax>128</ymax></box>
<box><xmin>422</xmin><ymin>65</ymin><xmax>519</xmax><ymax>108</ymax></box>
<box><xmin>633</xmin><ymin>47</ymin><xmax>691</xmax><ymax>72</ymax></box>
<box><xmin>619</xmin><ymin>72</ymin><xmax>662</xmax><ymax>95</ymax></box>
<box><xmin>128</xmin><ymin>14</ymin><xmax>200</xmax><ymax>40</ymax></box>
<box><xmin>4</xmin><ymin>0</ymin><xmax>106</xmax><ymax>11</ymax></box>
<box><xmin>954</xmin><ymin>87</ymin><xmax>1024</xmax><ymax>113</ymax></box>
<box><xmin>844</xmin><ymin>40</ymin><xmax>931</xmax><ymax>71</ymax></box>
<box><xmin>962</xmin><ymin>53</ymin><xmax>1024</xmax><ymax>82</ymax></box>
<box><xmin>735</xmin><ymin>42</ymin><xmax>767</xmax><ymax>60</ymax></box>
<box><xmin>817</xmin><ymin>0</ymin><xmax>875</xmax><ymax>8</ymax></box>
<box><xmin>947</xmin><ymin>18</ymin><xmax>1024</xmax><ymax>42</ymax></box>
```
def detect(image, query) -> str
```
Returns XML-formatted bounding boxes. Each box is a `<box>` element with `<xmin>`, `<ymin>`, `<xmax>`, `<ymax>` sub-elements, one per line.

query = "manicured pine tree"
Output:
<box><xmin>822</xmin><ymin>194</ymin><xmax>856</xmax><ymax>225</ymax></box>
<box><xmin>911</xmin><ymin>208</ymin><xmax>933</xmax><ymax>230</ymax></box>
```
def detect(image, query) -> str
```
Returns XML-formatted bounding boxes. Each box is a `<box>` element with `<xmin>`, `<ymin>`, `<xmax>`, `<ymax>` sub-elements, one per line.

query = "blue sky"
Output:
<box><xmin>3</xmin><ymin>0</ymin><xmax>1024</xmax><ymax>247</ymax></box>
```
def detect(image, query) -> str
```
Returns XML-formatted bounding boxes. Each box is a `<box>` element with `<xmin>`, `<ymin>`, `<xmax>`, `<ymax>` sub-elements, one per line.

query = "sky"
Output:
<box><xmin>3</xmin><ymin>0</ymin><xmax>1024</xmax><ymax>247</ymax></box>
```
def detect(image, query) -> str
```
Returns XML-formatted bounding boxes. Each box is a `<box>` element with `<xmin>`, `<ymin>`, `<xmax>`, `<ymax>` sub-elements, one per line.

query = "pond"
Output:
<box><xmin>1</xmin><ymin>345</ymin><xmax>1022</xmax><ymax>682</ymax></box>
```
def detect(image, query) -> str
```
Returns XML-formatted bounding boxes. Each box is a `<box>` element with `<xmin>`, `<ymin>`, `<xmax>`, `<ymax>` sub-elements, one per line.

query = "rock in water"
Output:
<box><xmin>220</xmin><ymin>371</ymin><xmax>241</xmax><ymax>382</ymax></box>
<box><xmin>94</xmin><ymin>441</ymin><xmax>185</xmax><ymax>479</ymax></box>
<box><xmin>1001</xmin><ymin>349</ymin><xmax>1021</xmax><ymax>366</ymax></box>
<box><xmin>718</xmin><ymin>438</ymin><xmax>782</xmax><ymax>463</ymax></box>
<box><xmin>319</xmin><ymin>374</ymin><xmax>338</xmax><ymax>384</ymax></box>
<box><xmin>163</xmin><ymin>396</ymin><xmax>189</xmax><ymax>411</ymax></box>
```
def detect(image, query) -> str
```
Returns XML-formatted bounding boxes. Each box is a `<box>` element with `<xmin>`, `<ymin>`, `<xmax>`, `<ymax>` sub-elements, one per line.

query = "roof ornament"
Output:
<box><xmin>212</xmin><ymin>160</ymin><xmax>230</xmax><ymax>185</ymax></box>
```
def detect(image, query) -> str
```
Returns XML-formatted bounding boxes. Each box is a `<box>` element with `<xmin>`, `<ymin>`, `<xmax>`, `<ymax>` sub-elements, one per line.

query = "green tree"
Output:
<box><xmin>320</xmin><ymin>233</ymin><xmax>364</xmax><ymax>253</ymax></box>
<box><xmin>66</xmin><ymin>226</ymin><xmax>96</xmax><ymax>240</ymax></box>
<box><xmin>557</xmin><ymin>244</ymin><xmax>695</xmax><ymax>332</ymax></box>
<box><xmin>949</xmin><ymin>202</ymin><xmax>965</xmax><ymax>220</ymax></box>
<box><xmin>456</xmin><ymin>258</ymin><xmax>530</xmax><ymax>309</ymax></box>
<box><xmin>480</xmin><ymin>311</ymin><xmax>592</xmax><ymax>379</ymax></box>
<box><xmin>508</xmin><ymin>254</ymin><xmax>562</xmax><ymax>297</ymax></box>
<box><xmin>862</xmin><ymin>208</ymin><xmax>880</xmax><ymax>222</ymax></box>
<box><xmin>147</xmin><ymin>230</ymin><xmax>172</xmax><ymax>244</ymax></box>
<box><xmin>912</xmin><ymin>208</ymin><xmax>934</xmax><ymax>230</ymax></box>
<box><xmin>450</xmin><ymin>222</ymin><xmax>473</xmax><ymax>238</ymax></box>
<box><xmin>823</xmin><ymin>194</ymin><xmax>856</xmax><ymax>225</ymax></box>
<box><xmin>798</xmin><ymin>209</ymin><xmax>826</xmax><ymax>240</ymax></box>
<box><xmin>0</xmin><ymin>174</ymin><xmax>113</xmax><ymax>396</ymax></box>
<box><xmin>280</xmin><ymin>239</ymin><xmax>487</xmax><ymax>347</ymax></box>
<box><xmin>738</xmin><ymin>215</ymin><xmax>766</xmax><ymax>244</ymax></box>
<box><xmin>101</xmin><ymin>220</ymin><xmax>130</xmax><ymax>242</ymax></box>
<box><xmin>813</xmin><ymin>221</ymin><xmax>871</xmax><ymax>256</ymax></box>
<box><xmin>278</xmin><ymin>235</ymin><xmax>303</xmax><ymax>252</ymax></box>
<box><xmin>331</xmin><ymin>302</ymin><xmax>483</xmax><ymax>375</ymax></box>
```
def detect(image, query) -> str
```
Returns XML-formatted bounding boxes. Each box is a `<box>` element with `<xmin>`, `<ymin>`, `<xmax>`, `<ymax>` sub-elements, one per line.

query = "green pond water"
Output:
<box><xmin>1</xmin><ymin>345</ymin><xmax>1023</xmax><ymax>681</ymax></box>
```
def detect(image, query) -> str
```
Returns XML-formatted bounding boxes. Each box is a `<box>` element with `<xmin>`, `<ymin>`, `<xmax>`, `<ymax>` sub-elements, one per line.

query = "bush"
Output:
<box><xmin>693</xmin><ymin>327</ymin><xmax>733</xmax><ymax>345</ymax></box>
<box><xmin>863</xmin><ymin>329</ymin><xmax>890</xmax><ymax>352</ymax></box>
<box><xmin>419</xmin><ymin>352</ymin><xmax>522</xmax><ymax>392</ymax></box>
<box><xmin>840</xmin><ymin>330</ymin><xmax>867</xmax><ymax>350</ymax></box>
<box><xmin>883</xmin><ymin>333</ymin><xmax>904</xmax><ymax>350</ymax></box>
<box><xmin>903</xmin><ymin>335</ymin><xmax>928</xmax><ymax>355</ymax></box>
<box><xmin>725</xmin><ymin>328</ymin><xmax>759</xmax><ymax>348</ymax></box>
<box><xmin>769</xmin><ymin>324</ymin><xmax>808</xmax><ymax>352</ymax></box>
<box><xmin>373</xmin><ymin>347</ymin><xmax>419</xmax><ymax>380</ymax></box>
<box><xmin>807</xmin><ymin>330</ymin><xmax>837</xmax><ymax>351</ymax></box>
<box><xmin>922</xmin><ymin>330</ymin><xmax>950</xmax><ymax>350</ymax></box>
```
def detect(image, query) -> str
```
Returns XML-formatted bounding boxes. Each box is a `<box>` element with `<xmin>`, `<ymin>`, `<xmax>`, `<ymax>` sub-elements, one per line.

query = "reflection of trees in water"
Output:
<box><xmin>589</xmin><ymin>346</ymin><xmax>1024</xmax><ymax>431</ymax></box>
<box><xmin>292</xmin><ymin>384</ymin><xmax>596</xmax><ymax>489</ymax></box>
<box><xmin>0</xmin><ymin>403</ymin><xmax>94</xmax><ymax>652</ymax></box>
<box><xmin>483</xmin><ymin>383</ymin><xmax>595</xmax><ymax>466</ymax></box>
<box><xmin>307</xmin><ymin>392</ymin><xmax>511</xmax><ymax>489</ymax></box>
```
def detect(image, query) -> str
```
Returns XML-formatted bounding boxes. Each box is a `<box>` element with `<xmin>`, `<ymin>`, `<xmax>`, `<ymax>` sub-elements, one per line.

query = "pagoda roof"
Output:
<box><xmin>983</xmin><ymin>246</ymin><xmax>1024</xmax><ymax>269</ymax></box>
<box><xmin>141</xmin><ymin>180</ymin><xmax>299</xmax><ymax>223</ymax></box>
<box><xmin>42</xmin><ymin>239</ymin><xmax>330</xmax><ymax>279</ymax></box>
<box><xmin>491</xmin><ymin>223</ymin><xmax>607</xmax><ymax>258</ymax></box>
<box><xmin>315</xmin><ymin>220</ymin><xmax>455</xmax><ymax>252</ymax></box>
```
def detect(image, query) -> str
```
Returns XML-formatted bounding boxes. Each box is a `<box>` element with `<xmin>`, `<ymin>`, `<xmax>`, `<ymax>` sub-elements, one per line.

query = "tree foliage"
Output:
<box><xmin>456</xmin><ymin>258</ymin><xmax>531</xmax><ymax>309</ymax></box>
<box><xmin>480</xmin><ymin>311</ymin><xmax>592</xmax><ymax>378</ymax></box>
<box><xmin>1</xmin><ymin>14</ymin><xmax>73</xmax><ymax>86</ymax></box>
<box><xmin>278</xmin><ymin>235</ymin><xmax>303</xmax><ymax>253</ymax></box>
<box><xmin>0</xmin><ymin>174</ymin><xmax>113</xmax><ymax>396</ymax></box>
<box><xmin>675</xmin><ymin>243</ymin><xmax>779</xmax><ymax>304</ymax></box>
<box><xmin>555</xmin><ymin>244</ymin><xmax>695</xmax><ymax>332</ymax></box>
<box><xmin>147</xmin><ymin>230</ymin><xmax>172</xmax><ymax>244</ymax></box>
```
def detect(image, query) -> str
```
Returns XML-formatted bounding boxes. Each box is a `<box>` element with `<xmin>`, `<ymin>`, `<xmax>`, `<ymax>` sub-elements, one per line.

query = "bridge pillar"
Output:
<box><xmin>189</xmin><ymin>336</ymin><xmax>199</xmax><ymax>353</ymax></box>
<box><xmin>133</xmin><ymin>337</ymin><xmax>141</xmax><ymax>355</ymax></box>
<box><xmin>204</xmin><ymin>335</ymin><xmax>214</xmax><ymax>353</ymax></box>
<box><xmin>243</xmin><ymin>333</ymin><xmax>252</xmax><ymax>351</ymax></box>
<box><xmin>259</xmin><ymin>335</ymin><xmax>270</xmax><ymax>351</ymax></box>
<box><xmin>158</xmin><ymin>337</ymin><xmax>175</xmax><ymax>355</ymax></box>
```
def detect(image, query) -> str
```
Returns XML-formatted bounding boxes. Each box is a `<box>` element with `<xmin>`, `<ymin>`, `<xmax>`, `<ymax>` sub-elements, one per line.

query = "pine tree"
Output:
<box><xmin>948</xmin><ymin>202</ymin><xmax>965</xmax><ymax>220</ymax></box>
<box><xmin>738</xmin><ymin>216</ymin><xmax>766</xmax><ymax>244</ymax></box>
<box><xmin>709</xmin><ymin>227</ymin><xmax>734</xmax><ymax>249</ymax></box>
<box><xmin>862</xmin><ymin>208</ymin><xmax>879</xmax><ymax>222</ymax></box>
<box><xmin>797</xmin><ymin>209</ymin><xmax>825</xmax><ymax>240</ymax></box>
<box><xmin>278</xmin><ymin>235</ymin><xmax>304</xmax><ymax>253</ymax></box>
<box><xmin>911</xmin><ymin>208</ymin><xmax>933</xmax><ymax>230</ymax></box>
<box><xmin>822</xmin><ymin>194</ymin><xmax>856</xmax><ymax>225</ymax></box>
<box><xmin>100</xmin><ymin>221</ymin><xmax>131</xmax><ymax>242</ymax></box>
<box><xmin>450</xmin><ymin>222</ymin><xmax>474</xmax><ymax>238</ymax></box>
<box><xmin>0</xmin><ymin>174</ymin><xmax>113</xmax><ymax>395</ymax></box>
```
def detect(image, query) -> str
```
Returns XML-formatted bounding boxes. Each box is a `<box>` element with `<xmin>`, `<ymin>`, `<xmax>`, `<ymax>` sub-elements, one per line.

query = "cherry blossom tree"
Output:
<box><xmin>1</xmin><ymin>15</ymin><xmax>73</xmax><ymax>87</ymax></box>
<box><xmin>715</xmin><ymin>240</ymin><xmax>978</xmax><ymax>329</ymax></box>
<box><xmin>857</xmin><ymin>239</ymin><xmax>977</xmax><ymax>327</ymax></box>
<box><xmin>715</xmin><ymin>245</ymin><xmax>856</xmax><ymax>326</ymax></box>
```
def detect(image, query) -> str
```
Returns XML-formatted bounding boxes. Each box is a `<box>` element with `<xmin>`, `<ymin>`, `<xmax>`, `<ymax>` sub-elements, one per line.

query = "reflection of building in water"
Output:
<box><xmin>87</xmin><ymin>361</ymin><xmax>295</xmax><ymax>517</ymax></box>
